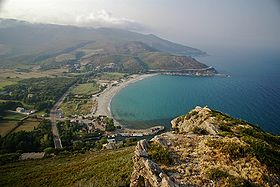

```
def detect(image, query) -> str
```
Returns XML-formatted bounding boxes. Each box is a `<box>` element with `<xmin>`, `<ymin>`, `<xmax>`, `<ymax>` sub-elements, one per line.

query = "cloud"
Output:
<box><xmin>74</xmin><ymin>9</ymin><xmax>145</xmax><ymax>31</ymax></box>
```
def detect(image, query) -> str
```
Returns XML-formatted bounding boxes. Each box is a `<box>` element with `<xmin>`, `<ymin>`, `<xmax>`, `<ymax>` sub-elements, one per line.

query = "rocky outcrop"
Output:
<box><xmin>130</xmin><ymin>140</ymin><xmax>178</xmax><ymax>187</ymax></box>
<box><xmin>130</xmin><ymin>106</ymin><xmax>280</xmax><ymax>187</ymax></box>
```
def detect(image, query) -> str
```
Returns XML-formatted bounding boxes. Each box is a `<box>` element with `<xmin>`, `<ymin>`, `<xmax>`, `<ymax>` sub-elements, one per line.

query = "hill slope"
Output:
<box><xmin>131</xmin><ymin>106</ymin><xmax>280</xmax><ymax>186</ymax></box>
<box><xmin>0</xmin><ymin>19</ymin><xmax>214</xmax><ymax>74</ymax></box>
<box><xmin>0</xmin><ymin>147</ymin><xmax>134</xmax><ymax>187</ymax></box>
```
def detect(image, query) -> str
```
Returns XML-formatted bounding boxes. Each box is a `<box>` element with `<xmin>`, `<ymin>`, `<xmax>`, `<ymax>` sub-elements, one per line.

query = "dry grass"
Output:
<box><xmin>0</xmin><ymin>147</ymin><xmax>134</xmax><ymax>187</ymax></box>
<box><xmin>60</xmin><ymin>99</ymin><xmax>97</xmax><ymax>116</ymax></box>
<box><xmin>13</xmin><ymin>118</ymin><xmax>41</xmax><ymax>133</ymax></box>
<box><xmin>0</xmin><ymin>121</ymin><xmax>18</xmax><ymax>137</ymax></box>
<box><xmin>0</xmin><ymin>68</ymin><xmax>68</xmax><ymax>81</ymax></box>
<box><xmin>71</xmin><ymin>83</ymin><xmax>100</xmax><ymax>96</ymax></box>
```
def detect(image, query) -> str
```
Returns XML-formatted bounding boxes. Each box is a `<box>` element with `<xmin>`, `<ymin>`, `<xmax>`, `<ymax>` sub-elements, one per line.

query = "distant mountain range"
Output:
<box><xmin>0</xmin><ymin>18</ymin><xmax>213</xmax><ymax>74</ymax></box>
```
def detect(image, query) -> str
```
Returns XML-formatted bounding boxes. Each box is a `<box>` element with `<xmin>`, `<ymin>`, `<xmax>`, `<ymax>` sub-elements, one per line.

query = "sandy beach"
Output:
<box><xmin>94</xmin><ymin>74</ymin><xmax>157</xmax><ymax>119</ymax></box>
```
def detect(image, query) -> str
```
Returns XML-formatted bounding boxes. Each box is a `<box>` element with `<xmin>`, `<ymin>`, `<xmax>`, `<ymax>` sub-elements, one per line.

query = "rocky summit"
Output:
<box><xmin>130</xmin><ymin>106</ymin><xmax>280</xmax><ymax>187</ymax></box>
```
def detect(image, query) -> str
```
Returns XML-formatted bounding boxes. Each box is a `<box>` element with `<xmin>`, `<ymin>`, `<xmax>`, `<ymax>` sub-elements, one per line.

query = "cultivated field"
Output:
<box><xmin>13</xmin><ymin>118</ymin><xmax>41</xmax><ymax>133</ymax></box>
<box><xmin>0</xmin><ymin>112</ymin><xmax>26</xmax><ymax>137</ymax></box>
<box><xmin>99</xmin><ymin>72</ymin><xmax>125</xmax><ymax>81</ymax></box>
<box><xmin>0</xmin><ymin>81</ymin><xmax>17</xmax><ymax>90</ymax></box>
<box><xmin>60</xmin><ymin>99</ymin><xmax>97</xmax><ymax>116</ymax></box>
<box><xmin>71</xmin><ymin>83</ymin><xmax>100</xmax><ymax>96</ymax></box>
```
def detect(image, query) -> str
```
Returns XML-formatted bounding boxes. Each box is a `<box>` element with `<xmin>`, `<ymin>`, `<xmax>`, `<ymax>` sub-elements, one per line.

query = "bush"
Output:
<box><xmin>43</xmin><ymin>147</ymin><xmax>55</xmax><ymax>155</ymax></box>
<box><xmin>148</xmin><ymin>142</ymin><xmax>172</xmax><ymax>165</ymax></box>
<box><xmin>193</xmin><ymin>126</ymin><xmax>209</xmax><ymax>135</ymax></box>
<box><xmin>206</xmin><ymin>139</ymin><xmax>250</xmax><ymax>159</ymax></box>
<box><xmin>0</xmin><ymin>153</ymin><xmax>21</xmax><ymax>165</ymax></box>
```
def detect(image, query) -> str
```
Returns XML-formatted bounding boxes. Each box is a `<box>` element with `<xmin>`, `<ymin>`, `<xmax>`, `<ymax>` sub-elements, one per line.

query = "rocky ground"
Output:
<box><xmin>131</xmin><ymin>106</ymin><xmax>280</xmax><ymax>187</ymax></box>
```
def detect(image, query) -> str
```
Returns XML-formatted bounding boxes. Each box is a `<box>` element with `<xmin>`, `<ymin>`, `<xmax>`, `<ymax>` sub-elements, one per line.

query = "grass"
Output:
<box><xmin>71</xmin><ymin>83</ymin><xmax>100</xmax><ymax>96</ymax></box>
<box><xmin>99</xmin><ymin>72</ymin><xmax>126</xmax><ymax>81</ymax></box>
<box><xmin>60</xmin><ymin>99</ymin><xmax>96</xmax><ymax>116</ymax></box>
<box><xmin>206</xmin><ymin>168</ymin><xmax>253</xmax><ymax>186</ymax></box>
<box><xmin>0</xmin><ymin>81</ymin><xmax>17</xmax><ymax>90</ymax></box>
<box><xmin>0</xmin><ymin>68</ymin><xmax>68</xmax><ymax>81</ymax></box>
<box><xmin>1</xmin><ymin>111</ymin><xmax>26</xmax><ymax>121</ymax></box>
<box><xmin>0</xmin><ymin>121</ymin><xmax>18</xmax><ymax>137</ymax></box>
<box><xmin>0</xmin><ymin>147</ymin><xmax>134</xmax><ymax>187</ymax></box>
<box><xmin>13</xmin><ymin>118</ymin><xmax>41</xmax><ymax>133</ymax></box>
<box><xmin>148</xmin><ymin>142</ymin><xmax>172</xmax><ymax>165</ymax></box>
<box><xmin>0</xmin><ymin>112</ymin><xmax>26</xmax><ymax>137</ymax></box>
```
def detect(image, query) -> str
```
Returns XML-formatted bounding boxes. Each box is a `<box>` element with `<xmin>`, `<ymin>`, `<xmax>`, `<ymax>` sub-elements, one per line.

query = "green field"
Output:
<box><xmin>1</xmin><ymin>111</ymin><xmax>26</xmax><ymax>121</ymax></box>
<box><xmin>0</xmin><ymin>81</ymin><xmax>17</xmax><ymax>90</ymax></box>
<box><xmin>0</xmin><ymin>147</ymin><xmax>134</xmax><ymax>187</ymax></box>
<box><xmin>60</xmin><ymin>99</ymin><xmax>96</xmax><ymax>116</ymax></box>
<box><xmin>0</xmin><ymin>112</ymin><xmax>26</xmax><ymax>137</ymax></box>
<box><xmin>99</xmin><ymin>72</ymin><xmax>126</xmax><ymax>81</ymax></box>
<box><xmin>0</xmin><ymin>121</ymin><xmax>18</xmax><ymax>137</ymax></box>
<box><xmin>71</xmin><ymin>83</ymin><xmax>100</xmax><ymax>96</ymax></box>
<box><xmin>13</xmin><ymin>118</ymin><xmax>41</xmax><ymax>133</ymax></box>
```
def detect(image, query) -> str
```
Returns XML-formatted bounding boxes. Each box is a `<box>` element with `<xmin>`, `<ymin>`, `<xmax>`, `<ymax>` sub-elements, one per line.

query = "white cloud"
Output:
<box><xmin>74</xmin><ymin>9</ymin><xmax>144</xmax><ymax>31</ymax></box>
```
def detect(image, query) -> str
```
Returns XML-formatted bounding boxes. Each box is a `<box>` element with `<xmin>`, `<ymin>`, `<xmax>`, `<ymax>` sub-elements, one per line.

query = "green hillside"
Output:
<box><xmin>0</xmin><ymin>147</ymin><xmax>134</xmax><ymax>187</ymax></box>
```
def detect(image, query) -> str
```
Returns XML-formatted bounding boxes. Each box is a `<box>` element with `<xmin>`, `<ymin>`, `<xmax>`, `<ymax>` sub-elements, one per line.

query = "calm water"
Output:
<box><xmin>111</xmin><ymin>48</ymin><xmax>280</xmax><ymax>134</ymax></box>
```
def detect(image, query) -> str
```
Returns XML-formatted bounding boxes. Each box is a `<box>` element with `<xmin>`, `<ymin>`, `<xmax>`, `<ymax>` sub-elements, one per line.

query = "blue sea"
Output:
<box><xmin>111</xmin><ymin>47</ymin><xmax>280</xmax><ymax>134</ymax></box>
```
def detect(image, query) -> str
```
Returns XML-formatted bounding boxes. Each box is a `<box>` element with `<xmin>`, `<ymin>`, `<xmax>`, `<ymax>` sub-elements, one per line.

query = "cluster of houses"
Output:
<box><xmin>16</xmin><ymin>107</ymin><xmax>36</xmax><ymax>115</ymax></box>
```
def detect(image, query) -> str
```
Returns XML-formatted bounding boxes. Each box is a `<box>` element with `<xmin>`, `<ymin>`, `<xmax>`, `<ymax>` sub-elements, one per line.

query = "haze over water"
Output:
<box><xmin>111</xmin><ymin>47</ymin><xmax>280</xmax><ymax>134</ymax></box>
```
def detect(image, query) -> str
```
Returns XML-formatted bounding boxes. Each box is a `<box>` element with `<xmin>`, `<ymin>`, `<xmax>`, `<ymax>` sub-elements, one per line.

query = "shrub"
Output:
<box><xmin>193</xmin><ymin>126</ymin><xmax>209</xmax><ymax>135</ymax></box>
<box><xmin>0</xmin><ymin>153</ymin><xmax>21</xmax><ymax>165</ymax></box>
<box><xmin>206</xmin><ymin>139</ymin><xmax>250</xmax><ymax>159</ymax></box>
<box><xmin>148</xmin><ymin>142</ymin><xmax>172</xmax><ymax>165</ymax></box>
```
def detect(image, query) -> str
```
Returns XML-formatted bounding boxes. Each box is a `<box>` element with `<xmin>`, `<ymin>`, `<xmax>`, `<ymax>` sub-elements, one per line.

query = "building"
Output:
<box><xmin>16</xmin><ymin>107</ymin><xmax>25</xmax><ymax>113</ymax></box>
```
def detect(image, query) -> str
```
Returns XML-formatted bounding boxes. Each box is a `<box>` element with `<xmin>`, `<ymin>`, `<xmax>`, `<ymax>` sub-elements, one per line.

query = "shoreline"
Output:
<box><xmin>94</xmin><ymin>73</ymin><xmax>158</xmax><ymax>124</ymax></box>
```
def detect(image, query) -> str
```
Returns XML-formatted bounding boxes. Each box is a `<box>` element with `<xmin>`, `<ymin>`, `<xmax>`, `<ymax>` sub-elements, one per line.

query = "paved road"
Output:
<box><xmin>50</xmin><ymin>91</ymin><xmax>69</xmax><ymax>149</ymax></box>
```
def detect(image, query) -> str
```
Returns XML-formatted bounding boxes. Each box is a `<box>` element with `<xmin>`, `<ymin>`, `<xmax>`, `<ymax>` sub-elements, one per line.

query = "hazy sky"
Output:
<box><xmin>0</xmin><ymin>0</ymin><xmax>280</xmax><ymax>50</ymax></box>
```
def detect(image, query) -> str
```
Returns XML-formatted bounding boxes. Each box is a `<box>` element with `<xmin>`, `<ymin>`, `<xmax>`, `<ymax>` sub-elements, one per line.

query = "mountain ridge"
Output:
<box><xmin>131</xmin><ymin>106</ymin><xmax>280</xmax><ymax>186</ymax></box>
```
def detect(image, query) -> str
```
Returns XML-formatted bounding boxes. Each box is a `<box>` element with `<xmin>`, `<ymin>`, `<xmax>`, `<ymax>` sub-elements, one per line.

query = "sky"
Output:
<box><xmin>0</xmin><ymin>0</ymin><xmax>280</xmax><ymax>50</ymax></box>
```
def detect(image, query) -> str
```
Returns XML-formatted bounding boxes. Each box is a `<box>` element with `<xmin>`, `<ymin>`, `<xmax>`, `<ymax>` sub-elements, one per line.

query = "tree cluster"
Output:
<box><xmin>0</xmin><ymin>119</ymin><xmax>54</xmax><ymax>154</ymax></box>
<box><xmin>0</xmin><ymin>77</ymin><xmax>76</xmax><ymax>111</ymax></box>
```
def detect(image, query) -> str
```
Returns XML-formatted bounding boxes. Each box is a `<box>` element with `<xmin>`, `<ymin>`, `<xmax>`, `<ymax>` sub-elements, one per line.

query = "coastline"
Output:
<box><xmin>94</xmin><ymin>73</ymin><xmax>158</xmax><ymax>124</ymax></box>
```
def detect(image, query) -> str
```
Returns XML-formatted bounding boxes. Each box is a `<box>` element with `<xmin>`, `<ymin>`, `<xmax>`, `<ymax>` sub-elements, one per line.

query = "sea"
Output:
<box><xmin>111</xmin><ymin>47</ymin><xmax>280</xmax><ymax>134</ymax></box>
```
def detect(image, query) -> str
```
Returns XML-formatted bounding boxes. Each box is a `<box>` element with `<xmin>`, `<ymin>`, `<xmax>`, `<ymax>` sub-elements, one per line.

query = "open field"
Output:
<box><xmin>0</xmin><ymin>112</ymin><xmax>26</xmax><ymax>136</ymax></box>
<box><xmin>99</xmin><ymin>72</ymin><xmax>126</xmax><ymax>81</ymax></box>
<box><xmin>60</xmin><ymin>99</ymin><xmax>97</xmax><ymax>116</ymax></box>
<box><xmin>71</xmin><ymin>83</ymin><xmax>100</xmax><ymax>96</ymax></box>
<box><xmin>0</xmin><ymin>147</ymin><xmax>134</xmax><ymax>187</ymax></box>
<box><xmin>1</xmin><ymin>111</ymin><xmax>26</xmax><ymax>121</ymax></box>
<box><xmin>13</xmin><ymin>118</ymin><xmax>41</xmax><ymax>133</ymax></box>
<box><xmin>0</xmin><ymin>121</ymin><xmax>18</xmax><ymax>137</ymax></box>
<box><xmin>0</xmin><ymin>81</ymin><xmax>17</xmax><ymax>90</ymax></box>
<box><xmin>0</xmin><ymin>68</ymin><xmax>68</xmax><ymax>81</ymax></box>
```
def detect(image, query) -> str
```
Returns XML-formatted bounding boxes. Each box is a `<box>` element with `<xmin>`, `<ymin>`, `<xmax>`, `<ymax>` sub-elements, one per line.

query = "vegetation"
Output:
<box><xmin>0</xmin><ymin>81</ymin><xmax>17</xmax><ymax>90</ymax></box>
<box><xmin>71</xmin><ymin>82</ymin><xmax>100</xmax><ymax>96</ymax></box>
<box><xmin>148</xmin><ymin>142</ymin><xmax>172</xmax><ymax>165</ymax></box>
<box><xmin>0</xmin><ymin>147</ymin><xmax>134</xmax><ymax>187</ymax></box>
<box><xmin>13</xmin><ymin>118</ymin><xmax>41</xmax><ymax>133</ymax></box>
<box><xmin>104</xmin><ymin>117</ymin><xmax>116</xmax><ymax>131</ymax></box>
<box><xmin>192</xmin><ymin>126</ymin><xmax>209</xmax><ymax>135</ymax></box>
<box><xmin>208</xmin><ymin>110</ymin><xmax>280</xmax><ymax>173</ymax></box>
<box><xmin>60</xmin><ymin>98</ymin><xmax>96</xmax><ymax>117</ymax></box>
<box><xmin>57</xmin><ymin>120</ymin><xmax>105</xmax><ymax>151</ymax></box>
<box><xmin>206</xmin><ymin>139</ymin><xmax>250</xmax><ymax>160</ymax></box>
<box><xmin>99</xmin><ymin>72</ymin><xmax>126</xmax><ymax>80</ymax></box>
<box><xmin>0</xmin><ymin>77</ymin><xmax>76</xmax><ymax>112</ymax></box>
<box><xmin>0</xmin><ymin>111</ymin><xmax>26</xmax><ymax>137</ymax></box>
<box><xmin>0</xmin><ymin>119</ymin><xmax>53</xmax><ymax>154</ymax></box>
<box><xmin>206</xmin><ymin>168</ymin><xmax>253</xmax><ymax>187</ymax></box>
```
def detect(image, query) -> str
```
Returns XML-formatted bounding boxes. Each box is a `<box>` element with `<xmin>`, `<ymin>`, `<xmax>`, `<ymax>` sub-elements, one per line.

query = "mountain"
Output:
<box><xmin>131</xmin><ymin>106</ymin><xmax>280</xmax><ymax>186</ymax></box>
<box><xmin>0</xmin><ymin>18</ymin><xmax>213</xmax><ymax>74</ymax></box>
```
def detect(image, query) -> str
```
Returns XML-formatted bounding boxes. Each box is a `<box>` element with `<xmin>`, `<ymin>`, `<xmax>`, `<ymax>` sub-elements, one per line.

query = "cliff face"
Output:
<box><xmin>131</xmin><ymin>106</ymin><xmax>280</xmax><ymax>187</ymax></box>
